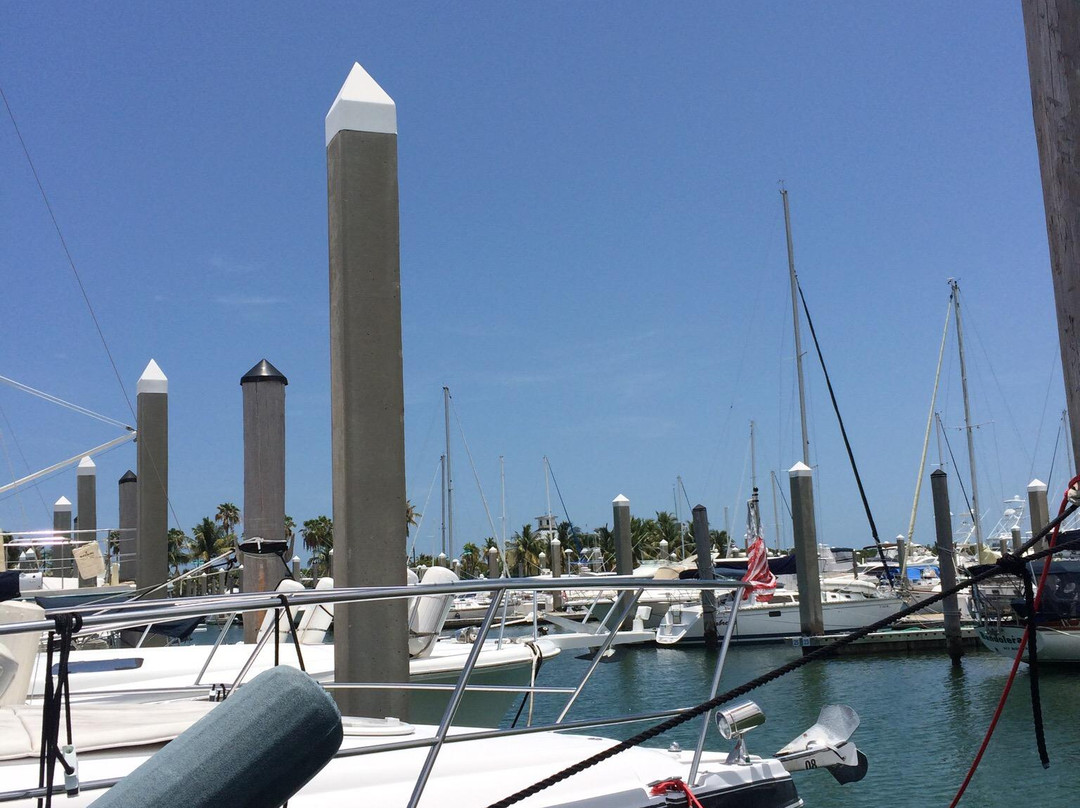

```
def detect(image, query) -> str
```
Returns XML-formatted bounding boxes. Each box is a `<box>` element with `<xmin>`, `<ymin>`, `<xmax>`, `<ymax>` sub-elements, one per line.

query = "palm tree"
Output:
<box><xmin>191</xmin><ymin>518</ymin><xmax>228</xmax><ymax>564</ymax></box>
<box><xmin>302</xmin><ymin>516</ymin><xmax>334</xmax><ymax>578</ymax></box>
<box><xmin>513</xmin><ymin>523</ymin><xmax>544</xmax><ymax>576</ymax></box>
<box><xmin>215</xmin><ymin>502</ymin><xmax>241</xmax><ymax>542</ymax></box>
<box><xmin>587</xmin><ymin>525</ymin><xmax>613</xmax><ymax>570</ymax></box>
<box><xmin>631</xmin><ymin>516</ymin><xmax>661</xmax><ymax>564</ymax></box>
<box><xmin>406</xmin><ymin>499</ymin><xmax>421</xmax><ymax>531</ymax></box>
<box><xmin>460</xmin><ymin>542</ymin><xmax>482</xmax><ymax>577</ymax></box>
<box><xmin>168</xmin><ymin>527</ymin><xmax>191</xmax><ymax>576</ymax></box>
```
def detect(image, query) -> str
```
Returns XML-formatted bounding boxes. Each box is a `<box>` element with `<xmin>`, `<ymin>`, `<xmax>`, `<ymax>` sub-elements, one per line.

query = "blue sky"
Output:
<box><xmin>0</xmin><ymin>3</ymin><xmax>1067</xmax><ymax>561</ymax></box>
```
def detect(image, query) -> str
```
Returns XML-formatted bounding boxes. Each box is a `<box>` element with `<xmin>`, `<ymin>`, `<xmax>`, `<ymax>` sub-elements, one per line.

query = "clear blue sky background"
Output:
<box><xmin>0</xmin><ymin>3</ymin><xmax>1067</xmax><ymax>562</ymax></box>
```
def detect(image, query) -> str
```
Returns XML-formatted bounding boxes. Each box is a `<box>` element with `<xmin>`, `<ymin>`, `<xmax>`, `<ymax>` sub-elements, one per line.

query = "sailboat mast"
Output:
<box><xmin>543</xmin><ymin>455</ymin><xmax>553</xmax><ymax>528</ymax></box>
<box><xmin>750</xmin><ymin>420</ymin><xmax>758</xmax><ymax>492</ymax></box>
<box><xmin>770</xmin><ymin>470</ymin><xmax>782</xmax><ymax>550</ymax></box>
<box><xmin>443</xmin><ymin>386</ymin><xmax>454</xmax><ymax>560</ymax></box>
<box><xmin>782</xmin><ymin>188</ymin><xmax>811</xmax><ymax>466</ymax></box>
<box><xmin>440</xmin><ymin>453</ymin><xmax>446</xmax><ymax>557</ymax></box>
<box><xmin>499</xmin><ymin>455</ymin><xmax>507</xmax><ymax>546</ymax></box>
<box><xmin>949</xmin><ymin>279</ymin><xmax>983</xmax><ymax>553</ymax></box>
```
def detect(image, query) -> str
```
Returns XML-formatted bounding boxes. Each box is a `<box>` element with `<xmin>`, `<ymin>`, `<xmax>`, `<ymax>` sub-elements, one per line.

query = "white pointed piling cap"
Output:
<box><xmin>137</xmin><ymin>359</ymin><xmax>168</xmax><ymax>394</ymax></box>
<box><xmin>77</xmin><ymin>456</ymin><xmax>96</xmax><ymax>476</ymax></box>
<box><xmin>789</xmin><ymin>461</ymin><xmax>813</xmax><ymax>477</ymax></box>
<box><xmin>325</xmin><ymin>62</ymin><xmax>397</xmax><ymax>146</ymax></box>
<box><xmin>54</xmin><ymin>496</ymin><xmax>72</xmax><ymax>511</ymax></box>
<box><xmin>613</xmin><ymin>494</ymin><xmax>630</xmax><ymax>506</ymax></box>
<box><xmin>1028</xmin><ymin>478</ymin><xmax>1048</xmax><ymax>493</ymax></box>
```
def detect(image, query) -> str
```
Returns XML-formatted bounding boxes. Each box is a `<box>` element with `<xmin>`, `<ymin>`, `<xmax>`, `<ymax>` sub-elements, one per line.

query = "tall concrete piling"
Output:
<box><xmin>789</xmin><ymin>462</ymin><xmax>823</xmax><ymax>637</ymax></box>
<box><xmin>692</xmin><ymin>505</ymin><xmax>718</xmax><ymax>649</ymax></box>
<box><xmin>1023</xmin><ymin>0</ymin><xmax>1080</xmax><ymax>473</ymax></box>
<box><xmin>931</xmin><ymin>469</ymin><xmax>964</xmax><ymax>665</ymax></box>
<box><xmin>487</xmin><ymin>545</ymin><xmax>499</xmax><ymax>579</ymax></box>
<box><xmin>241</xmin><ymin>359</ymin><xmax>289</xmax><ymax>643</ymax></box>
<box><xmin>613</xmin><ymin>495</ymin><xmax>633</xmax><ymax>628</ymax></box>
<box><xmin>1028</xmin><ymin>479</ymin><xmax>1050</xmax><ymax>554</ymax></box>
<box><xmin>76</xmin><ymin>456</ymin><xmax>97</xmax><ymax>587</ymax></box>
<box><xmin>53</xmin><ymin>497</ymin><xmax>72</xmax><ymax>587</ymax></box>
<box><xmin>136</xmin><ymin>360</ymin><xmax>169</xmax><ymax>597</ymax></box>
<box><xmin>327</xmin><ymin>63</ymin><xmax>409</xmax><ymax>718</ymax></box>
<box><xmin>118</xmin><ymin>471</ymin><xmax>137</xmax><ymax>583</ymax></box>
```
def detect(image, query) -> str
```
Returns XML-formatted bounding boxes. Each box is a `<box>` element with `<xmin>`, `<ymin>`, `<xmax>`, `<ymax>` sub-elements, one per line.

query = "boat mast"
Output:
<box><xmin>443</xmin><ymin>386</ymin><xmax>454</xmax><ymax>561</ymax></box>
<box><xmin>750</xmin><ymin>420</ymin><xmax>758</xmax><ymax>493</ymax></box>
<box><xmin>782</xmin><ymin>187</ymin><xmax>811</xmax><ymax>466</ymax></box>
<box><xmin>499</xmin><ymin>455</ymin><xmax>507</xmax><ymax>547</ymax></box>
<box><xmin>543</xmin><ymin>455</ymin><xmax>553</xmax><ymax>555</ymax></box>
<box><xmin>440</xmin><ymin>454</ymin><xmax>446</xmax><ymax>557</ymax></box>
<box><xmin>770</xmin><ymin>470</ymin><xmax>782</xmax><ymax>550</ymax></box>
<box><xmin>949</xmin><ymin>279</ymin><xmax>983</xmax><ymax>554</ymax></box>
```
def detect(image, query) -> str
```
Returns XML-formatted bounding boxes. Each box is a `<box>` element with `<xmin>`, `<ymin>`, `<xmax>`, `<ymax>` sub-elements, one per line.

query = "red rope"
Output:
<box><xmin>948</xmin><ymin>474</ymin><xmax>1080</xmax><ymax>806</ymax></box>
<box><xmin>650</xmin><ymin>779</ymin><xmax>706</xmax><ymax>808</ymax></box>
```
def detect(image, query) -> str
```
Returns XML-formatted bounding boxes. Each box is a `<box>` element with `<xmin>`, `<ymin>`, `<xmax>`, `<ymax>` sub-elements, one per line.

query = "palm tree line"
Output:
<box><xmin>161</xmin><ymin>503</ymin><xmax>731</xmax><ymax>581</ymax></box>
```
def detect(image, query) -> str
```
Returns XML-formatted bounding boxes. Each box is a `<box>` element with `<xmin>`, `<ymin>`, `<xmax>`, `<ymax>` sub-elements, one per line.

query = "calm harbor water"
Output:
<box><xmin>518</xmin><ymin>642</ymin><xmax>1080</xmax><ymax>807</ymax></box>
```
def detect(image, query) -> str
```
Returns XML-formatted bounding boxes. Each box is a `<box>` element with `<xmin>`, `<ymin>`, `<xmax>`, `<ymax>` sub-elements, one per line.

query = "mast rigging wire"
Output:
<box><xmin>795</xmin><ymin>281</ymin><xmax>894</xmax><ymax>586</ymax></box>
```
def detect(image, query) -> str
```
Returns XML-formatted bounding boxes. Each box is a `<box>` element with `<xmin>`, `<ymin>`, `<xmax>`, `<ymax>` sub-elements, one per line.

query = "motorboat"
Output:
<box><xmin>13</xmin><ymin>567</ymin><xmax>556</xmax><ymax>727</ymax></box>
<box><xmin>0</xmin><ymin>574</ymin><xmax>869</xmax><ymax>807</ymax></box>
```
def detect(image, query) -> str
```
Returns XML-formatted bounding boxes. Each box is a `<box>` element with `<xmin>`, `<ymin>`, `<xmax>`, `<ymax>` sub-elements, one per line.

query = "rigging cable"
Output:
<box><xmin>2</xmin><ymin>85</ymin><xmax>184</xmax><ymax>536</ymax></box>
<box><xmin>936</xmin><ymin>413</ymin><xmax>977</xmax><ymax>541</ymax></box>
<box><xmin>0</xmin><ymin>86</ymin><xmax>135</xmax><ymax>424</ymax></box>
<box><xmin>545</xmin><ymin>459</ymin><xmax>581</xmax><ymax>554</ymax></box>
<box><xmin>795</xmin><ymin>281</ymin><xmax>894</xmax><ymax>586</ymax></box>
<box><xmin>450</xmin><ymin>398</ymin><xmax>502</xmax><ymax>551</ymax></box>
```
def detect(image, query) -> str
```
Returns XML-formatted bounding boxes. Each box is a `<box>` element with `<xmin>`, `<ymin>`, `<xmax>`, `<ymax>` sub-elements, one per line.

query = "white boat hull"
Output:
<box><xmin>976</xmin><ymin>623</ymin><xmax>1080</xmax><ymax>662</ymax></box>
<box><xmin>657</xmin><ymin>597</ymin><xmax>905</xmax><ymax>644</ymax></box>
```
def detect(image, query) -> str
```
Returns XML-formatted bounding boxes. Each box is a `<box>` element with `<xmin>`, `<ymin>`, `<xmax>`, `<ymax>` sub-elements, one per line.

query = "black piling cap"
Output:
<box><xmin>119</xmin><ymin>470</ymin><xmax>137</xmax><ymax>483</ymax></box>
<box><xmin>241</xmin><ymin>359</ymin><xmax>288</xmax><ymax>386</ymax></box>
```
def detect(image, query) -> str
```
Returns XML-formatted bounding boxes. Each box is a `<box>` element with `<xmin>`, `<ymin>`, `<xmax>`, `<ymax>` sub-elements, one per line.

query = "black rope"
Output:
<box><xmin>485</xmin><ymin>501</ymin><xmax>1080</xmax><ymax>808</ymax></box>
<box><xmin>37</xmin><ymin>613</ymin><xmax>82</xmax><ymax>807</ymax></box>
<box><xmin>1019</xmin><ymin>562</ymin><xmax>1050</xmax><ymax>768</ymax></box>
<box><xmin>796</xmin><ymin>282</ymin><xmax>894</xmax><ymax>587</ymax></box>
<box><xmin>280</xmin><ymin>594</ymin><xmax>306</xmax><ymax>673</ymax></box>
<box><xmin>508</xmin><ymin>643</ymin><xmax>546</xmax><ymax>729</ymax></box>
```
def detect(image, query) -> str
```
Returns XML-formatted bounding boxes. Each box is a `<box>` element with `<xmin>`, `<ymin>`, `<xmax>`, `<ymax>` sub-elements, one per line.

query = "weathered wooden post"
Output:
<box><xmin>118</xmin><ymin>471</ymin><xmax>137</xmax><ymax>584</ymax></box>
<box><xmin>1011</xmin><ymin>526</ymin><xmax>1023</xmax><ymax>554</ymax></box>
<box><xmin>241</xmin><ymin>358</ymin><xmax>288</xmax><ymax>644</ymax></box>
<box><xmin>76</xmin><ymin>456</ymin><xmax>97</xmax><ymax>587</ymax></box>
<box><xmin>292</xmin><ymin>555</ymin><xmax>301</xmax><ymax>581</ymax></box>
<box><xmin>1023</xmin><ymin>0</ymin><xmax>1080</xmax><ymax>472</ymax></box>
<box><xmin>692</xmin><ymin>504</ymin><xmax>718</xmax><ymax>649</ymax></box>
<box><xmin>931</xmin><ymin>469</ymin><xmax>964</xmax><ymax>665</ymax></box>
<box><xmin>53</xmin><ymin>497</ymin><xmax>72</xmax><ymax>587</ymax></box>
<box><xmin>136</xmin><ymin>360</ymin><xmax>168</xmax><ymax>597</ymax></box>
<box><xmin>613</xmin><ymin>494</ymin><xmax>633</xmax><ymax>628</ymax></box>
<box><xmin>327</xmin><ymin>62</ymin><xmax>408</xmax><ymax>718</ymax></box>
<box><xmin>789</xmin><ymin>462</ymin><xmax>823</xmax><ymax>637</ymax></box>
<box><xmin>1028</xmin><ymin>478</ymin><xmax>1050</xmax><ymax>554</ymax></box>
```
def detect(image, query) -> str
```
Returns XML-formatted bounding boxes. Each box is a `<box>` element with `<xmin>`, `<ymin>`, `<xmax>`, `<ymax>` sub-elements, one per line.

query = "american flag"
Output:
<box><xmin>741</xmin><ymin>535</ymin><xmax>777</xmax><ymax>601</ymax></box>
